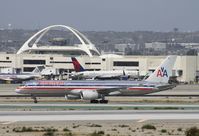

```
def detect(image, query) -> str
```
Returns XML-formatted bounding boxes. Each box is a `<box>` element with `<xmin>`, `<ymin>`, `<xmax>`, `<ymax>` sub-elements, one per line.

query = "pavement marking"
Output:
<box><xmin>1</xmin><ymin>111</ymin><xmax>199</xmax><ymax>122</ymax></box>
<box><xmin>137</xmin><ymin>119</ymin><xmax>148</xmax><ymax>122</ymax></box>
<box><xmin>1</xmin><ymin>120</ymin><xmax>17</xmax><ymax>125</ymax></box>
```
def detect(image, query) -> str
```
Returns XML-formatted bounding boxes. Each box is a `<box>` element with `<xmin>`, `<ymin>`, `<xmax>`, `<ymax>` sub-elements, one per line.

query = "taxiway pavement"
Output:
<box><xmin>0</xmin><ymin>103</ymin><xmax>199</xmax><ymax>108</ymax></box>
<box><xmin>0</xmin><ymin>110</ymin><xmax>199</xmax><ymax>123</ymax></box>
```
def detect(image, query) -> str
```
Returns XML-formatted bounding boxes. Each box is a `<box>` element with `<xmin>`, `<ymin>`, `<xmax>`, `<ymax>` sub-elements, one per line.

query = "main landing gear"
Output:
<box><xmin>99</xmin><ymin>99</ymin><xmax>108</xmax><ymax>103</ymax></box>
<box><xmin>90</xmin><ymin>95</ymin><xmax>108</xmax><ymax>104</ymax></box>
<box><xmin>31</xmin><ymin>96</ymin><xmax>38</xmax><ymax>103</ymax></box>
<box><xmin>90</xmin><ymin>99</ymin><xmax>108</xmax><ymax>104</ymax></box>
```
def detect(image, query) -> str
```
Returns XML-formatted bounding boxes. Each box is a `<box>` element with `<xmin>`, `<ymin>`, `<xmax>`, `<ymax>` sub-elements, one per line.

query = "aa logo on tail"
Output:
<box><xmin>156</xmin><ymin>67</ymin><xmax>168</xmax><ymax>77</ymax></box>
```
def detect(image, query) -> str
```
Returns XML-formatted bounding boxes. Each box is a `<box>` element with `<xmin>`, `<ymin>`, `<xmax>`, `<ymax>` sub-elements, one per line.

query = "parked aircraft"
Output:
<box><xmin>0</xmin><ymin>66</ymin><xmax>43</xmax><ymax>82</ymax></box>
<box><xmin>16</xmin><ymin>56</ymin><xmax>177</xmax><ymax>103</ymax></box>
<box><xmin>71</xmin><ymin>57</ymin><xmax>138</xmax><ymax>80</ymax></box>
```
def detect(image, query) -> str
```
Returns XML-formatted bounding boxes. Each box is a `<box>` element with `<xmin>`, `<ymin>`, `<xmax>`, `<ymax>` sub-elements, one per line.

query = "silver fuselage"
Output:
<box><xmin>16</xmin><ymin>80</ymin><xmax>175</xmax><ymax>97</ymax></box>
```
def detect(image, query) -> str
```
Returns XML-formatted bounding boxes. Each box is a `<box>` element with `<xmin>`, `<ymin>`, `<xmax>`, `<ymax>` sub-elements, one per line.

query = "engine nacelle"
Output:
<box><xmin>65</xmin><ymin>94</ymin><xmax>80</xmax><ymax>100</ymax></box>
<box><xmin>81</xmin><ymin>90</ymin><xmax>100</xmax><ymax>100</ymax></box>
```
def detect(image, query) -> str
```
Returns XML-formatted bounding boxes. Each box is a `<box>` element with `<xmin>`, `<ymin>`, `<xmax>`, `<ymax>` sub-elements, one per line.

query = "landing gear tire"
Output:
<box><xmin>90</xmin><ymin>100</ymin><xmax>99</xmax><ymax>103</ymax></box>
<box><xmin>32</xmin><ymin>97</ymin><xmax>38</xmax><ymax>103</ymax></box>
<box><xmin>99</xmin><ymin>100</ymin><xmax>108</xmax><ymax>104</ymax></box>
<box><xmin>99</xmin><ymin>94</ymin><xmax>108</xmax><ymax>104</ymax></box>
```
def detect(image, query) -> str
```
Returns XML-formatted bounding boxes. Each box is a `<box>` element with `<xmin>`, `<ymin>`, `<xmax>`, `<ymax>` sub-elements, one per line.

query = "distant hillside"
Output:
<box><xmin>0</xmin><ymin>29</ymin><xmax>199</xmax><ymax>55</ymax></box>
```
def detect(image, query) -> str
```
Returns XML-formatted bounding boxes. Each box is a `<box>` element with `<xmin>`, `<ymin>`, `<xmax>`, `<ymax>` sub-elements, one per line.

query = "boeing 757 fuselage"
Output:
<box><xmin>16</xmin><ymin>56</ymin><xmax>177</xmax><ymax>103</ymax></box>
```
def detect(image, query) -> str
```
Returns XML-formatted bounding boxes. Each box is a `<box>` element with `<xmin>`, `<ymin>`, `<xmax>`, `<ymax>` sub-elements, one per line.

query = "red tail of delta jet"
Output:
<box><xmin>71</xmin><ymin>57</ymin><xmax>85</xmax><ymax>72</ymax></box>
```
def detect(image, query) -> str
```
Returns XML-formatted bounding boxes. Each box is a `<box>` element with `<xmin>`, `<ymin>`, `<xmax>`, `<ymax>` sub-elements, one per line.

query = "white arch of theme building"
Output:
<box><xmin>17</xmin><ymin>25</ymin><xmax>100</xmax><ymax>57</ymax></box>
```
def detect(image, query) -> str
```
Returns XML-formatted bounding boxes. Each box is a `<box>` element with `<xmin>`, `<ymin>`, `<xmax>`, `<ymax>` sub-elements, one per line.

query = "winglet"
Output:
<box><xmin>71</xmin><ymin>57</ymin><xmax>85</xmax><ymax>72</ymax></box>
<box><xmin>145</xmin><ymin>56</ymin><xmax>177</xmax><ymax>83</ymax></box>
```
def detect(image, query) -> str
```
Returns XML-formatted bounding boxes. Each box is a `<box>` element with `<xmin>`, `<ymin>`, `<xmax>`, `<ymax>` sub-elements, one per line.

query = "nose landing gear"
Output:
<box><xmin>31</xmin><ymin>96</ymin><xmax>38</xmax><ymax>103</ymax></box>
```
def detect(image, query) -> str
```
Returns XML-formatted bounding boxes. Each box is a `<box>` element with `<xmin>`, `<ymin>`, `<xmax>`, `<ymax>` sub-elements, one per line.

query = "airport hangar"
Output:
<box><xmin>0</xmin><ymin>25</ymin><xmax>197</xmax><ymax>82</ymax></box>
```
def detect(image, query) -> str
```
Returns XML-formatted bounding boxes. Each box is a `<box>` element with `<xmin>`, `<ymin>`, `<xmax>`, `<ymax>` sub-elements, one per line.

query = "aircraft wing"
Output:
<box><xmin>71</xmin><ymin>86</ymin><xmax>124</xmax><ymax>96</ymax></box>
<box><xmin>0</xmin><ymin>75</ymin><xmax>38</xmax><ymax>81</ymax></box>
<box><xmin>95</xmin><ymin>86</ymin><xmax>124</xmax><ymax>95</ymax></box>
<box><xmin>95</xmin><ymin>74</ymin><xmax>122</xmax><ymax>80</ymax></box>
<box><xmin>97</xmin><ymin>75</ymin><xmax>118</xmax><ymax>78</ymax></box>
<box><xmin>0</xmin><ymin>77</ymin><xmax>13</xmax><ymax>81</ymax></box>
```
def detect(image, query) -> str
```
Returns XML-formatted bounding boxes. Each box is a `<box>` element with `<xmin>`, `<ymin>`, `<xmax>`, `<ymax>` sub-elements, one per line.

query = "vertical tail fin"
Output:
<box><xmin>31</xmin><ymin>66</ymin><xmax>45</xmax><ymax>74</ymax></box>
<box><xmin>71</xmin><ymin>57</ymin><xmax>85</xmax><ymax>72</ymax></box>
<box><xmin>145</xmin><ymin>56</ymin><xmax>177</xmax><ymax>83</ymax></box>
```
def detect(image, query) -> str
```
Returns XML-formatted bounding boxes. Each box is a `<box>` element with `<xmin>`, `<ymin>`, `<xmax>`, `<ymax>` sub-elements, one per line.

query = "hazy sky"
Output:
<box><xmin>0</xmin><ymin>0</ymin><xmax>199</xmax><ymax>31</ymax></box>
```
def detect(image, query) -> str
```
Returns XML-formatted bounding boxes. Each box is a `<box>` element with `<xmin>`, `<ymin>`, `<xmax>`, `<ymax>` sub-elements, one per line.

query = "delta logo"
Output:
<box><xmin>156</xmin><ymin>67</ymin><xmax>168</xmax><ymax>77</ymax></box>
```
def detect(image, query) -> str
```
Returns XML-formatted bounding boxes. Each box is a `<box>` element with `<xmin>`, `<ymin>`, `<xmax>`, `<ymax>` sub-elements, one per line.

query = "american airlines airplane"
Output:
<box><xmin>0</xmin><ymin>66</ymin><xmax>43</xmax><ymax>82</ymax></box>
<box><xmin>16</xmin><ymin>56</ymin><xmax>176</xmax><ymax>103</ymax></box>
<box><xmin>71</xmin><ymin>57</ymin><xmax>138</xmax><ymax>80</ymax></box>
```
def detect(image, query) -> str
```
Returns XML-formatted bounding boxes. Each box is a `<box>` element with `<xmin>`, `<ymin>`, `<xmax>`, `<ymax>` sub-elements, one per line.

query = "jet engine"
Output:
<box><xmin>80</xmin><ymin>90</ymin><xmax>100</xmax><ymax>100</ymax></box>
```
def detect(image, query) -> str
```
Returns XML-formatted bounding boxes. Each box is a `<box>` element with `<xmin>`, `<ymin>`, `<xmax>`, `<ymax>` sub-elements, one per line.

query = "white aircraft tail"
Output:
<box><xmin>31</xmin><ymin>66</ymin><xmax>45</xmax><ymax>74</ymax></box>
<box><xmin>145</xmin><ymin>56</ymin><xmax>177</xmax><ymax>83</ymax></box>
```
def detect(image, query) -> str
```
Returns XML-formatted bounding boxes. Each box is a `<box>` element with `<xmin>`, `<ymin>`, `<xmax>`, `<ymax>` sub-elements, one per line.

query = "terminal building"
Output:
<box><xmin>0</xmin><ymin>25</ymin><xmax>198</xmax><ymax>82</ymax></box>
